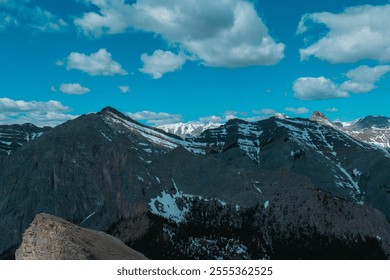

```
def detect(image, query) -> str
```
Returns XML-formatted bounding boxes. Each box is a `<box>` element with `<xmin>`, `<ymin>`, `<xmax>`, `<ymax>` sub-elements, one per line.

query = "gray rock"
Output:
<box><xmin>15</xmin><ymin>213</ymin><xmax>147</xmax><ymax>260</ymax></box>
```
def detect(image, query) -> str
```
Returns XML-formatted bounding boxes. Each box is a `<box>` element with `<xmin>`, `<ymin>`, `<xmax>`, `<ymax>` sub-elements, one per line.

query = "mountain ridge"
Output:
<box><xmin>0</xmin><ymin>107</ymin><xmax>389</xmax><ymax>259</ymax></box>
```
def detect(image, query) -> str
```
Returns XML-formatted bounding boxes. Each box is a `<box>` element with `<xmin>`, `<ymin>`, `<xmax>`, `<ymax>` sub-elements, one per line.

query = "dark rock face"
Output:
<box><xmin>0</xmin><ymin>123</ymin><xmax>51</xmax><ymax>156</ymax></box>
<box><xmin>1</xmin><ymin>107</ymin><xmax>390</xmax><ymax>259</ymax></box>
<box><xmin>15</xmin><ymin>213</ymin><xmax>147</xmax><ymax>260</ymax></box>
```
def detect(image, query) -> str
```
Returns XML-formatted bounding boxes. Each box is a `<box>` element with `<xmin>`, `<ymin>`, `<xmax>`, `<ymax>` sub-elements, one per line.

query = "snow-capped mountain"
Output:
<box><xmin>310</xmin><ymin>112</ymin><xmax>390</xmax><ymax>150</ymax></box>
<box><xmin>1</xmin><ymin>107</ymin><xmax>390</xmax><ymax>260</ymax></box>
<box><xmin>339</xmin><ymin>116</ymin><xmax>390</xmax><ymax>149</ymax></box>
<box><xmin>158</xmin><ymin>122</ymin><xmax>222</xmax><ymax>138</ymax></box>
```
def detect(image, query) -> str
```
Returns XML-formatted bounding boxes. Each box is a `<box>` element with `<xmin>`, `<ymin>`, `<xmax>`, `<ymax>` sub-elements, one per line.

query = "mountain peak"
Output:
<box><xmin>274</xmin><ymin>113</ymin><xmax>288</xmax><ymax>119</ymax></box>
<box><xmin>99</xmin><ymin>106</ymin><xmax>137</xmax><ymax>123</ymax></box>
<box><xmin>351</xmin><ymin>115</ymin><xmax>390</xmax><ymax>130</ymax></box>
<box><xmin>100</xmin><ymin>106</ymin><xmax>123</xmax><ymax>116</ymax></box>
<box><xmin>311</xmin><ymin>111</ymin><xmax>327</xmax><ymax>120</ymax></box>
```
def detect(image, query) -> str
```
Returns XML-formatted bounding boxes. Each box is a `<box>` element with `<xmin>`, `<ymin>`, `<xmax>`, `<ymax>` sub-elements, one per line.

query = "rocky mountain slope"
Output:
<box><xmin>0</xmin><ymin>123</ymin><xmax>51</xmax><ymax>156</ymax></box>
<box><xmin>15</xmin><ymin>213</ymin><xmax>147</xmax><ymax>260</ymax></box>
<box><xmin>338</xmin><ymin>116</ymin><xmax>390</xmax><ymax>149</ymax></box>
<box><xmin>0</xmin><ymin>107</ymin><xmax>389</xmax><ymax>259</ymax></box>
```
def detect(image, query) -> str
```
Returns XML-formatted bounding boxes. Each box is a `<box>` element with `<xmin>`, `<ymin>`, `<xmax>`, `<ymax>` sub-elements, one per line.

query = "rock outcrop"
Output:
<box><xmin>15</xmin><ymin>213</ymin><xmax>147</xmax><ymax>260</ymax></box>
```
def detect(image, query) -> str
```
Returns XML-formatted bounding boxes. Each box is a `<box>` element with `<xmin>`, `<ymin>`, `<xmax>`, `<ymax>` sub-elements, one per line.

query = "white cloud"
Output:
<box><xmin>11</xmin><ymin>112</ymin><xmax>78</xmax><ymax>127</ymax></box>
<box><xmin>223</xmin><ymin>110</ymin><xmax>247</xmax><ymax>120</ymax></box>
<box><xmin>119</xmin><ymin>85</ymin><xmax>130</xmax><ymax>93</ymax></box>
<box><xmin>298</xmin><ymin>4</ymin><xmax>390</xmax><ymax>63</ymax></box>
<box><xmin>341</xmin><ymin>65</ymin><xmax>390</xmax><ymax>93</ymax></box>
<box><xmin>326</xmin><ymin>108</ymin><xmax>338</xmax><ymax>112</ymax></box>
<box><xmin>199</xmin><ymin>110</ymin><xmax>248</xmax><ymax>123</ymax></box>
<box><xmin>55</xmin><ymin>60</ymin><xmax>64</xmax><ymax>66</ymax></box>
<box><xmin>199</xmin><ymin>115</ymin><xmax>224</xmax><ymax>123</ymax></box>
<box><xmin>66</xmin><ymin>48</ymin><xmax>128</xmax><ymax>76</ymax></box>
<box><xmin>59</xmin><ymin>83</ymin><xmax>90</xmax><ymax>95</ymax></box>
<box><xmin>285</xmin><ymin>107</ymin><xmax>310</xmax><ymax>114</ymax></box>
<box><xmin>253</xmin><ymin>108</ymin><xmax>277</xmax><ymax>115</ymax></box>
<box><xmin>294</xmin><ymin>64</ymin><xmax>390</xmax><ymax>100</ymax></box>
<box><xmin>0</xmin><ymin>97</ymin><xmax>77</xmax><ymax>127</ymax></box>
<box><xmin>127</xmin><ymin>111</ymin><xmax>182</xmax><ymax>126</ymax></box>
<box><xmin>0</xmin><ymin>97</ymin><xmax>69</xmax><ymax>112</ymax></box>
<box><xmin>75</xmin><ymin>0</ymin><xmax>285</xmax><ymax>68</ymax></box>
<box><xmin>0</xmin><ymin>12</ymin><xmax>16</xmax><ymax>31</ymax></box>
<box><xmin>293</xmin><ymin>77</ymin><xmax>349</xmax><ymax>100</ymax></box>
<box><xmin>140</xmin><ymin>50</ymin><xmax>186</xmax><ymax>79</ymax></box>
<box><xmin>0</xmin><ymin>0</ymin><xmax>67</xmax><ymax>32</ymax></box>
<box><xmin>50</xmin><ymin>85</ymin><xmax>57</xmax><ymax>92</ymax></box>
<box><xmin>242</xmin><ymin>116</ymin><xmax>268</xmax><ymax>122</ymax></box>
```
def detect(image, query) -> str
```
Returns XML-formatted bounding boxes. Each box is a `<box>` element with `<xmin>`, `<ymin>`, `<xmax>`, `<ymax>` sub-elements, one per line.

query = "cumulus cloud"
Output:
<box><xmin>199</xmin><ymin>115</ymin><xmax>224</xmax><ymax>123</ymax></box>
<box><xmin>0</xmin><ymin>0</ymin><xmax>67</xmax><ymax>32</ymax></box>
<box><xmin>140</xmin><ymin>50</ymin><xmax>186</xmax><ymax>79</ymax></box>
<box><xmin>59</xmin><ymin>83</ymin><xmax>90</xmax><ymax>95</ymax></box>
<box><xmin>285</xmin><ymin>107</ymin><xmax>310</xmax><ymax>114</ymax></box>
<box><xmin>293</xmin><ymin>77</ymin><xmax>349</xmax><ymax>100</ymax></box>
<box><xmin>65</xmin><ymin>49</ymin><xmax>128</xmax><ymax>76</ymax></box>
<box><xmin>0</xmin><ymin>97</ymin><xmax>69</xmax><ymax>112</ymax></box>
<box><xmin>199</xmin><ymin>110</ymin><xmax>249</xmax><ymax>123</ymax></box>
<box><xmin>75</xmin><ymin>0</ymin><xmax>285</xmax><ymax>68</ymax></box>
<box><xmin>298</xmin><ymin>4</ymin><xmax>390</xmax><ymax>63</ymax></box>
<box><xmin>0</xmin><ymin>97</ymin><xmax>77</xmax><ymax>126</ymax></box>
<box><xmin>119</xmin><ymin>85</ymin><xmax>130</xmax><ymax>93</ymax></box>
<box><xmin>341</xmin><ymin>65</ymin><xmax>390</xmax><ymax>93</ymax></box>
<box><xmin>127</xmin><ymin>111</ymin><xmax>183</xmax><ymax>126</ymax></box>
<box><xmin>326</xmin><ymin>108</ymin><xmax>338</xmax><ymax>112</ymax></box>
<box><xmin>253</xmin><ymin>108</ymin><xmax>277</xmax><ymax>115</ymax></box>
<box><xmin>294</xmin><ymin>64</ymin><xmax>390</xmax><ymax>100</ymax></box>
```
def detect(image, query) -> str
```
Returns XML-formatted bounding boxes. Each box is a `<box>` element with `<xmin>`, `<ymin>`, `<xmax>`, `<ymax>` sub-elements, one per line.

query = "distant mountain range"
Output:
<box><xmin>158</xmin><ymin>122</ymin><xmax>222</xmax><ymax>138</ymax></box>
<box><xmin>0</xmin><ymin>107</ymin><xmax>389</xmax><ymax>259</ymax></box>
<box><xmin>158</xmin><ymin>111</ymin><xmax>390</xmax><ymax>149</ymax></box>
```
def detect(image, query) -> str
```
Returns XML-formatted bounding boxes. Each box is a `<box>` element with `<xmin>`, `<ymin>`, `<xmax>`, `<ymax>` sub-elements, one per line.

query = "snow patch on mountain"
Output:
<box><xmin>148</xmin><ymin>179</ymin><xmax>229</xmax><ymax>224</ymax></box>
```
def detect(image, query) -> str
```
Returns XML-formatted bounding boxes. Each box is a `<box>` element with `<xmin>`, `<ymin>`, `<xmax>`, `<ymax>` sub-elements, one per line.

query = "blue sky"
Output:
<box><xmin>1</xmin><ymin>0</ymin><xmax>390</xmax><ymax>126</ymax></box>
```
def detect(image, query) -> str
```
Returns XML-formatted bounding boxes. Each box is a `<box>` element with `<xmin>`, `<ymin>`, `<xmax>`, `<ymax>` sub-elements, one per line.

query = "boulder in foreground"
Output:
<box><xmin>15</xmin><ymin>213</ymin><xmax>147</xmax><ymax>260</ymax></box>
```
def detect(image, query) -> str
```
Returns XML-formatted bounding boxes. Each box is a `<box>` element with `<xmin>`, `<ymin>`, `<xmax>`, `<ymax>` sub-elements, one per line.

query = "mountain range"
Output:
<box><xmin>158</xmin><ymin>122</ymin><xmax>222</xmax><ymax>138</ymax></box>
<box><xmin>0</xmin><ymin>107</ymin><xmax>389</xmax><ymax>259</ymax></box>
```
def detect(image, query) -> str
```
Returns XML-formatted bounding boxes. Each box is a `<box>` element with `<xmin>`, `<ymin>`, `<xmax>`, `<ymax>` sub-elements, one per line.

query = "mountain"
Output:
<box><xmin>16</xmin><ymin>213</ymin><xmax>147</xmax><ymax>260</ymax></box>
<box><xmin>0</xmin><ymin>107</ymin><xmax>389</xmax><ymax>259</ymax></box>
<box><xmin>348</xmin><ymin>116</ymin><xmax>390</xmax><ymax>130</ymax></box>
<box><xmin>309</xmin><ymin>112</ymin><xmax>390</xmax><ymax>150</ymax></box>
<box><xmin>158</xmin><ymin>122</ymin><xmax>222</xmax><ymax>138</ymax></box>
<box><xmin>0</xmin><ymin>123</ymin><xmax>51</xmax><ymax>156</ymax></box>
<box><xmin>339</xmin><ymin>116</ymin><xmax>390</xmax><ymax>149</ymax></box>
